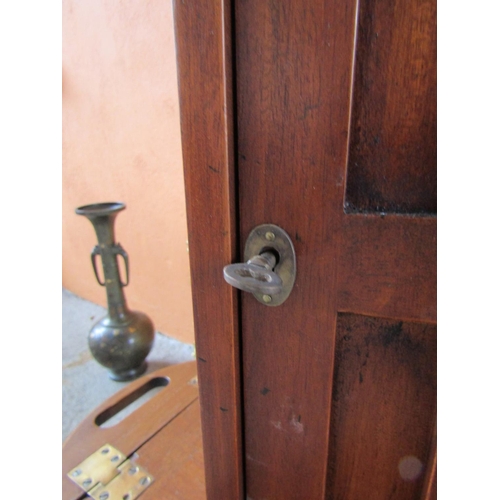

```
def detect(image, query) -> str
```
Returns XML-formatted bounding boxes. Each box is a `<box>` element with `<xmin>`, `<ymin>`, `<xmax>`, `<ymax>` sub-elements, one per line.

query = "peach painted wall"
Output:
<box><xmin>62</xmin><ymin>0</ymin><xmax>195</xmax><ymax>344</ymax></box>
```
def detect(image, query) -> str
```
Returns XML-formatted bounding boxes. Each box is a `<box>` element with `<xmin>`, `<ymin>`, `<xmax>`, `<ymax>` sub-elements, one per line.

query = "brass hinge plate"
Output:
<box><xmin>67</xmin><ymin>444</ymin><xmax>154</xmax><ymax>500</ymax></box>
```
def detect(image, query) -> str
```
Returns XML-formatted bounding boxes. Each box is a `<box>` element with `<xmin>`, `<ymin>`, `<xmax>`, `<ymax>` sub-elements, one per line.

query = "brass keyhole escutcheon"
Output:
<box><xmin>223</xmin><ymin>224</ymin><xmax>296</xmax><ymax>306</ymax></box>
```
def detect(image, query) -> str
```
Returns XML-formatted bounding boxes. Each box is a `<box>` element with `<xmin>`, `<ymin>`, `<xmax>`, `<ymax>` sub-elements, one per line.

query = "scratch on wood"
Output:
<box><xmin>290</xmin><ymin>414</ymin><xmax>304</xmax><ymax>434</ymax></box>
<box><xmin>299</xmin><ymin>103</ymin><xmax>320</xmax><ymax>120</ymax></box>
<box><xmin>246</xmin><ymin>454</ymin><xmax>268</xmax><ymax>468</ymax></box>
<box><xmin>271</xmin><ymin>420</ymin><xmax>284</xmax><ymax>431</ymax></box>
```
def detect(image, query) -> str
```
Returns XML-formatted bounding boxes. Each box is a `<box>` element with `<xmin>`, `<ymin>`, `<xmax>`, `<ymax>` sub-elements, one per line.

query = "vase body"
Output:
<box><xmin>75</xmin><ymin>202</ymin><xmax>155</xmax><ymax>381</ymax></box>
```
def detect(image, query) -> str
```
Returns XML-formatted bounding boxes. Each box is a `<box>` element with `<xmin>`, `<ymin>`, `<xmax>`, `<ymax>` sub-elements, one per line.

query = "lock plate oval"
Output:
<box><xmin>244</xmin><ymin>224</ymin><xmax>296</xmax><ymax>306</ymax></box>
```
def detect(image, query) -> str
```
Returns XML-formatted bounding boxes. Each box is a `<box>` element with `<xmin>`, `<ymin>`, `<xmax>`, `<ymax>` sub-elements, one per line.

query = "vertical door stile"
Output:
<box><xmin>173</xmin><ymin>0</ymin><xmax>244</xmax><ymax>498</ymax></box>
<box><xmin>234</xmin><ymin>0</ymin><xmax>359</xmax><ymax>497</ymax></box>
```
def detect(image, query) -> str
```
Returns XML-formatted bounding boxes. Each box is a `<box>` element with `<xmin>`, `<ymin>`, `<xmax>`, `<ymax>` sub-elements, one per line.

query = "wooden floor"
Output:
<box><xmin>62</xmin><ymin>362</ymin><xmax>206</xmax><ymax>499</ymax></box>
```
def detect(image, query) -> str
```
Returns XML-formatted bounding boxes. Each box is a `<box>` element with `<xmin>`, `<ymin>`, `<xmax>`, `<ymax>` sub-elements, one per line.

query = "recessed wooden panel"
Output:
<box><xmin>345</xmin><ymin>0</ymin><xmax>436</xmax><ymax>214</ymax></box>
<box><xmin>326</xmin><ymin>314</ymin><xmax>436</xmax><ymax>499</ymax></box>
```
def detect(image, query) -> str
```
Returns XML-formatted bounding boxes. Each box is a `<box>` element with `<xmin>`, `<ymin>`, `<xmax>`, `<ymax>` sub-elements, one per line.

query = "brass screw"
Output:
<box><xmin>265</xmin><ymin>232</ymin><xmax>275</xmax><ymax>241</ymax></box>
<box><xmin>263</xmin><ymin>295</ymin><xmax>272</xmax><ymax>303</ymax></box>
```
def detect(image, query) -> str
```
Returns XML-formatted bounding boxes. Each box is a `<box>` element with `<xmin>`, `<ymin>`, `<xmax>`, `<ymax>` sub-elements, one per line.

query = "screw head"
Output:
<box><xmin>262</xmin><ymin>294</ymin><xmax>272</xmax><ymax>303</ymax></box>
<box><xmin>82</xmin><ymin>478</ymin><xmax>92</xmax><ymax>488</ymax></box>
<box><xmin>265</xmin><ymin>232</ymin><xmax>275</xmax><ymax>241</ymax></box>
<box><xmin>139</xmin><ymin>476</ymin><xmax>151</xmax><ymax>486</ymax></box>
<box><xmin>99</xmin><ymin>493</ymin><xmax>109</xmax><ymax>500</ymax></box>
<box><xmin>72</xmin><ymin>469</ymin><xmax>82</xmax><ymax>477</ymax></box>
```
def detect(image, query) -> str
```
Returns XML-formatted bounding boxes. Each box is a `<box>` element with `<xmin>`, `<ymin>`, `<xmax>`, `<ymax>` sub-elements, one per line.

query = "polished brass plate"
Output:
<box><xmin>88</xmin><ymin>459</ymin><xmax>153</xmax><ymax>500</ymax></box>
<box><xmin>244</xmin><ymin>224</ymin><xmax>296</xmax><ymax>306</ymax></box>
<box><xmin>67</xmin><ymin>443</ymin><xmax>154</xmax><ymax>499</ymax></box>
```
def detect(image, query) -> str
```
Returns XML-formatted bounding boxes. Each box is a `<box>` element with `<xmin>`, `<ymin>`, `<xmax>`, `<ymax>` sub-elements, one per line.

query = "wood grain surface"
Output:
<box><xmin>345</xmin><ymin>0</ymin><xmax>437</xmax><ymax>214</ymax></box>
<box><xmin>173</xmin><ymin>0</ymin><xmax>244</xmax><ymax>498</ymax></box>
<box><xmin>235</xmin><ymin>0</ymin><xmax>358</xmax><ymax>497</ymax></box>
<box><xmin>173</xmin><ymin>0</ymin><xmax>436</xmax><ymax>496</ymax></box>
<box><xmin>326</xmin><ymin>314</ymin><xmax>437</xmax><ymax>499</ymax></box>
<box><xmin>338</xmin><ymin>214</ymin><xmax>436</xmax><ymax>323</ymax></box>
<box><xmin>62</xmin><ymin>362</ymin><xmax>200</xmax><ymax>500</ymax></box>
<box><xmin>137</xmin><ymin>399</ymin><xmax>205</xmax><ymax>499</ymax></box>
<box><xmin>233</xmin><ymin>0</ymin><xmax>436</xmax><ymax>497</ymax></box>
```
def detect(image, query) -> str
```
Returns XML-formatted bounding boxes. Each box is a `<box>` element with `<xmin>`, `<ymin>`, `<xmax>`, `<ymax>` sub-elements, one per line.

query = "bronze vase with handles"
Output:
<box><xmin>75</xmin><ymin>202</ymin><xmax>154</xmax><ymax>381</ymax></box>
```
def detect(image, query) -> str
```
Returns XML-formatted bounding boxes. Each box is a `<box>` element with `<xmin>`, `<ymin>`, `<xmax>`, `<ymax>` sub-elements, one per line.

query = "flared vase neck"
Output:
<box><xmin>76</xmin><ymin>203</ymin><xmax>130</xmax><ymax>319</ymax></box>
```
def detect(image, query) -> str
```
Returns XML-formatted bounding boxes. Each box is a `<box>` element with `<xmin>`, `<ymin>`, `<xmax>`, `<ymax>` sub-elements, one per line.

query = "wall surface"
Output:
<box><xmin>62</xmin><ymin>0</ymin><xmax>195</xmax><ymax>344</ymax></box>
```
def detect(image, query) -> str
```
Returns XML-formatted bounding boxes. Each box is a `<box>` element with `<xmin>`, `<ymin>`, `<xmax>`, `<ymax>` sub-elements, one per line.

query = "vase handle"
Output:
<box><xmin>114</xmin><ymin>244</ymin><xmax>130</xmax><ymax>287</ymax></box>
<box><xmin>91</xmin><ymin>246</ymin><xmax>106</xmax><ymax>286</ymax></box>
<box><xmin>90</xmin><ymin>244</ymin><xmax>130</xmax><ymax>287</ymax></box>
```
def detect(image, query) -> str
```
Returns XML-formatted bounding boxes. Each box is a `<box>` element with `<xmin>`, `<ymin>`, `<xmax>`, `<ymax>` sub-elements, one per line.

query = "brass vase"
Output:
<box><xmin>75</xmin><ymin>202</ymin><xmax>155</xmax><ymax>381</ymax></box>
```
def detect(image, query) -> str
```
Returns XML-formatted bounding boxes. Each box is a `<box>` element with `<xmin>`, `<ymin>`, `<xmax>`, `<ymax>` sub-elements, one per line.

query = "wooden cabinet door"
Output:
<box><xmin>174</xmin><ymin>0</ymin><xmax>436</xmax><ymax>498</ymax></box>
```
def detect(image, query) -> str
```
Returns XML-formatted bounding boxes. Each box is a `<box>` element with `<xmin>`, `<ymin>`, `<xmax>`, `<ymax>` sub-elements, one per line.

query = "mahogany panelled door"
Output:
<box><xmin>174</xmin><ymin>0</ymin><xmax>436</xmax><ymax>497</ymax></box>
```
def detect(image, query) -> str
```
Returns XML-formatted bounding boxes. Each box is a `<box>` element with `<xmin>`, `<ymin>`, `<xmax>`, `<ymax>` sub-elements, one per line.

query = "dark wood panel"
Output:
<box><xmin>326</xmin><ymin>314</ymin><xmax>437</xmax><ymax>499</ymax></box>
<box><xmin>173</xmin><ymin>1</ymin><xmax>243</xmax><ymax>498</ymax></box>
<box><xmin>338</xmin><ymin>214</ymin><xmax>436</xmax><ymax>323</ymax></box>
<box><xmin>235</xmin><ymin>0</ymin><xmax>358</xmax><ymax>498</ymax></box>
<box><xmin>345</xmin><ymin>0</ymin><xmax>436</xmax><ymax>214</ymax></box>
